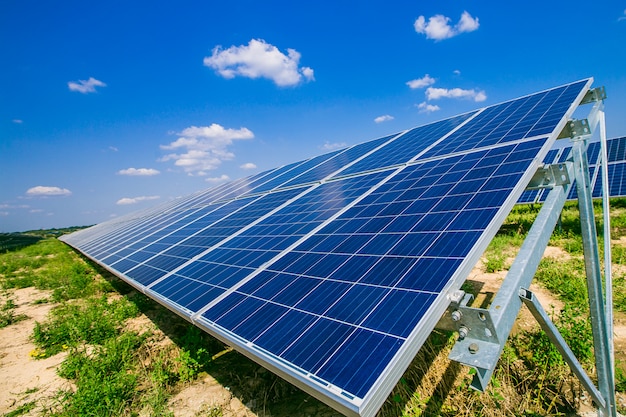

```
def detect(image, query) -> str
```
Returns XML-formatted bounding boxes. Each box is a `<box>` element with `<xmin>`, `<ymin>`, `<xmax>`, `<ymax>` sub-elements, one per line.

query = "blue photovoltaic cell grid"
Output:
<box><xmin>592</xmin><ymin>163</ymin><xmax>619</xmax><ymax>198</ymax></box>
<box><xmin>201</xmin><ymin>138</ymin><xmax>548</xmax><ymax>398</ymax></box>
<box><xmin>339</xmin><ymin>112</ymin><xmax>477</xmax><ymax>177</ymax></box>
<box><xmin>75</xmin><ymin>173</ymin><xmax>274</xmax><ymax>257</ymax></box>
<box><xmin>243</xmin><ymin>150</ymin><xmax>344</xmax><ymax>195</ymax></box>
<box><xmin>105</xmin><ymin>197</ymin><xmax>256</xmax><ymax>277</ymax></box>
<box><xmin>149</xmin><ymin>170</ymin><xmax>391</xmax><ymax>312</ymax></box>
<box><xmin>59</xmin><ymin>79</ymin><xmax>591</xmax><ymax>416</ymax></box>
<box><xmin>279</xmin><ymin>134</ymin><xmax>395</xmax><ymax>188</ymax></box>
<box><xmin>122</xmin><ymin>186</ymin><xmax>307</xmax><ymax>287</ymax></box>
<box><xmin>422</xmin><ymin>80</ymin><xmax>587</xmax><ymax>160</ymax></box>
<box><xmin>608</xmin><ymin>136</ymin><xmax>626</xmax><ymax>162</ymax></box>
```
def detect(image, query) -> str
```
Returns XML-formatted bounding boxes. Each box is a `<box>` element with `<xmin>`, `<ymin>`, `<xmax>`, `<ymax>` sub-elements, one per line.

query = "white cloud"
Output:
<box><xmin>374</xmin><ymin>115</ymin><xmax>394</xmax><ymax>123</ymax></box>
<box><xmin>619</xmin><ymin>9</ymin><xmax>626</xmax><ymax>21</ymax></box>
<box><xmin>406</xmin><ymin>74</ymin><xmax>436</xmax><ymax>89</ymax></box>
<box><xmin>109</xmin><ymin>146</ymin><xmax>119</xmax><ymax>152</ymax></box>
<box><xmin>426</xmin><ymin>87</ymin><xmax>487</xmax><ymax>102</ymax></box>
<box><xmin>414</xmin><ymin>11</ymin><xmax>479</xmax><ymax>41</ymax></box>
<box><xmin>320</xmin><ymin>141</ymin><xmax>347</xmax><ymax>151</ymax></box>
<box><xmin>417</xmin><ymin>102</ymin><xmax>441</xmax><ymax>113</ymax></box>
<box><xmin>453</xmin><ymin>69</ymin><xmax>461</xmax><ymax>76</ymax></box>
<box><xmin>12</xmin><ymin>119</ymin><xmax>23</xmax><ymax>124</ymax></box>
<box><xmin>160</xmin><ymin>123</ymin><xmax>254</xmax><ymax>175</ymax></box>
<box><xmin>117</xmin><ymin>167</ymin><xmax>160</xmax><ymax>176</ymax></box>
<box><xmin>68</xmin><ymin>77</ymin><xmax>106</xmax><ymax>93</ymax></box>
<box><xmin>205</xmin><ymin>174</ymin><xmax>230</xmax><ymax>183</ymax></box>
<box><xmin>203</xmin><ymin>39</ymin><xmax>314</xmax><ymax>87</ymax></box>
<box><xmin>26</xmin><ymin>186</ymin><xmax>72</xmax><ymax>197</ymax></box>
<box><xmin>0</xmin><ymin>211</ymin><xmax>8</xmax><ymax>216</ymax></box>
<box><xmin>30</xmin><ymin>209</ymin><xmax>44</xmax><ymax>213</ymax></box>
<box><xmin>0</xmin><ymin>203</ymin><xmax>29</xmax><ymax>209</ymax></box>
<box><xmin>116</xmin><ymin>195</ymin><xmax>160</xmax><ymax>205</ymax></box>
<box><xmin>240</xmin><ymin>162</ymin><xmax>257</xmax><ymax>170</ymax></box>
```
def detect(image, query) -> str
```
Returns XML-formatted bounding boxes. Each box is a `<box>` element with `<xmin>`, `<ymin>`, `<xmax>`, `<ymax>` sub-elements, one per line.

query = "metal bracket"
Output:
<box><xmin>437</xmin><ymin>290</ymin><xmax>501</xmax><ymax>391</ymax></box>
<box><xmin>580</xmin><ymin>86</ymin><xmax>607</xmax><ymax>105</ymax></box>
<box><xmin>438</xmin><ymin>292</ymin><xmax>498</xmax><ymax>344</ymax></box>
<box><xmin>558</xmin><ymin>118</ymin><xmax>591</xmax><ymax>139</ymax></box>
<box><xmin>526</xmin><ymin>163</ymin><xmax>570</xmax><ymax>189</ymax></box>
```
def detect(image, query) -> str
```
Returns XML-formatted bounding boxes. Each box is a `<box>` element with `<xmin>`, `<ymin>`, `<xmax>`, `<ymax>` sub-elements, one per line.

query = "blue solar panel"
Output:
<box><xmin>60</xmin><ymin>78</ymin><xmax>592</xmax><ymax>417</ymax></box>
<box><xmin>338</xmin><ymin>112</ymin><xmax>477</xmax><ymax>176</ymax></box>
<box><xmin>422</xmin><ymin>80</ymin><xmax>588</xmax><ymax>159</ymax></box>
<box><xmin>608</xmin><ymin>136</ymin><xmax>626</xmax><ymax>162</ymax></box>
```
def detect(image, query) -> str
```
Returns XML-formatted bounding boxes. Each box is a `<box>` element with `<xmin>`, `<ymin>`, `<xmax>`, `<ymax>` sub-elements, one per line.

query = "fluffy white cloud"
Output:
<box><xmin>68</xmin><ymin>77</ymin><xmax>106</xmax><ymax>93</ymax></box>
<box><xmin>620</xmin><ymin>9</ymin><xmax>626</xmax><ymax>21</ymax></box>
<box><xmin>12</xmin><ymin>119</ymin><xmax>23</xmax><ymax>124</ymax></box>
<box><xmin>26</xmin><ymin>186</ymin><xmax>72</xmax><ymax>196</ymax></box>
<box><xmin>320</xmin><ymin>141</ymin><xmax>347</xmax><ymax>151</ymax></box>
<box><xmin>205</xmin><ymin>174</ymin><xmax>230</xmax><ymax>183</ymax></box>
<box><xmin>117</xmin><ymin>167</ymin><xmax>160</xmax><ymax>176</ymax></box>
<box><xmin>426</xmin><ymin>87</ymin><xmax>486</xmax><ymax>102</ymax></box>
<box><xmin>240</xmin><ymin>162</ymin><xmax>257</xmax><ymax>170</ymax></box>
<box><xmin>453</xmin><ymin>69</ymin><xmax>461</xmax><ymax>76</ymax></box>
<box><xmin>406</xmin><ymin>74</ymin><xmax>436</xmax><ymax>89</ymax></box>
<box><xmin>374</xmin><ymin>115</ymin><xmax>394</xmax><ymax>123</ymax></box>
<box><xmin>417</xmin><ymin>102</ymin><xmax>441</xmax><ymax>113</ymax></box>
<box><xmin>414</xmin><ymin>11</ymin><xmax>479</xmax><ymax>41</ymax></box>
<box><xmin>203</xmin><ymin>39</ymin><xmax>314</xmax><ymax>87</ymax></box>
<box><xmin>116</xmin><ymin>195</ymin><xmax>160</xmax><ymax>205</ymax></box>
<box><xmin>160</xmin><ymin>123</ymin><xmax>254</xmax><ymax>175</ymax></box>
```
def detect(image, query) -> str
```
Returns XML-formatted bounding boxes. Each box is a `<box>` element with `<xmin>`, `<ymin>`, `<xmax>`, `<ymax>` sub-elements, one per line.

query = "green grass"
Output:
<box><xmin>32</xmin><ymin>295</ymin><xmax>139</xmax><ymax>357</ymax></box>
<box><xmin>0</xmin><ymin>239</ymin><xmax>112</xmax><ymax>301</ymax></box>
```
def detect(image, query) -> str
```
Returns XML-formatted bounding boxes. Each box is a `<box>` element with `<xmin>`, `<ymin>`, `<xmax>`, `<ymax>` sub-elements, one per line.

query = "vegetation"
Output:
<box><xmin>0</xmin><ymin>199</ymin><xmax>624</xmax><ymax>416</ymax></box>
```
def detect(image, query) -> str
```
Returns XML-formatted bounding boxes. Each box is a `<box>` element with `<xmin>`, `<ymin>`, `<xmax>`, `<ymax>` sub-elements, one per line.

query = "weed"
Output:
<box><xmin>3</xmin><ymin>400</ymin><xmax>36</xmax><ymax>417</ymax></box>
<box><xmin>32</xmin><ymin>295</ymin><xmax>139</xmax><ymax>356</ymax></box>
<box><xmin>55</xmin><ymin>332</ymin><xmax>144</xmax><ymax>416</ymax></box>
<box><xmin>534</xmin><ymin>257</ymin><xmax>588</xmax><ymax>307</ymax></box>
<box><xmin>0</xmin><ymin>297</ymin><xmax>28</xmax><ymax>328</ymax></box>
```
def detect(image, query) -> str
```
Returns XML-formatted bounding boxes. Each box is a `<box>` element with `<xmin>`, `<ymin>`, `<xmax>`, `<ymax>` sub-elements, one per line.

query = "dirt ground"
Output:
<box><xmin>1</xmin><ymin>246</ymin><xmax>625</xmax><ymax>416</ymax></box>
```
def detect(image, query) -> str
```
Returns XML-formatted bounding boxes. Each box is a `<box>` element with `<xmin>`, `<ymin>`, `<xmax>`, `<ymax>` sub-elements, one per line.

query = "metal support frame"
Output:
<box><xmin>444</xmin><ymin>88</ymin><xmax>615</xmax><ymax>416</ymax></box>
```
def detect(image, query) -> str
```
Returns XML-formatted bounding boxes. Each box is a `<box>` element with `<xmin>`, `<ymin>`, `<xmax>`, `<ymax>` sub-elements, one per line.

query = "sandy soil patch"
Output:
<box><xmin>0</xmin><ymin>288</ymin><xmax>70</xmax><ymax>415</ymax></box>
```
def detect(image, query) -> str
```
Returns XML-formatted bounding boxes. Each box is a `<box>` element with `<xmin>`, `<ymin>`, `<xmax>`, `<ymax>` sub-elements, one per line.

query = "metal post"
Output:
<box><xmin>571</xmin><ymin>134</ymin><xmax>616</xmax><ymax>417</ymax></box>
<box><xmin>598</xmin><ymin>110</ymin><xmax>614</xmax><ymax>381</ymax></box>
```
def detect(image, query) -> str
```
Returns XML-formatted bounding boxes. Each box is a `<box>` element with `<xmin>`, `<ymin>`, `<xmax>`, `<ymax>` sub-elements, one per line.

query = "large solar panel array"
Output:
<box><xmin>60</xmin><ymin>79</ymin><xmax>593</xmax><ymax>417</ymax></box>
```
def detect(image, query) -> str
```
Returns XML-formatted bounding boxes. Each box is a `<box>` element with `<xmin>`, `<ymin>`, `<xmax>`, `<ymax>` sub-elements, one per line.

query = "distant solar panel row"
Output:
<box><xmin>60</xmin><ymin>79</ymin><xmax>593</xmax><ymax>417</ymax></box>
<box><xmin>517</xmin><ymin>136</ymin><xmax>626</xmax><ymax>204</ymax></box>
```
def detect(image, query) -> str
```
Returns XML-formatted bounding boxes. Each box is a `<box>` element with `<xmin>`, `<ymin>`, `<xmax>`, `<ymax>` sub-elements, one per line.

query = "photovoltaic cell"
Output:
<box><xmin>60</xmin><ymin>79</ymin><xmax>593</xmax><ymax>417</ymax></box>
<box><xmin>337</xmin><ymin>112</ymin><xmax>478</xmax><ymax>177</ymax></box>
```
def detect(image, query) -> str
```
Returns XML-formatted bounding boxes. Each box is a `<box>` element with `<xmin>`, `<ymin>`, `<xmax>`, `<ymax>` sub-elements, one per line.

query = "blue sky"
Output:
<box><xmin>2</xmin><ymin>1</ymin><xmax>626</xmax><ymax>232</ymax></box>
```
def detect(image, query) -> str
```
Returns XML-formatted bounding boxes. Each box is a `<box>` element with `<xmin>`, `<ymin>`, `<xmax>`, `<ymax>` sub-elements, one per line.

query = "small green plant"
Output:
<box><xmin>3</xmin><ymin>400</ymin><xmax>36</xmax><ymax>417</ymax></box>
<box><xmin>55</xmin><ymin>332</ymin><xmax>144</xmax><ymax>416</ymax></box>
<box><xmin>0</xmin><ymin>297</ymin><xmax>28</xmax><ymax>328</ymax></box>
<box><xmin>32</xmin><ymin>295</ymin><xmax>139</xmax><ymax>356</ymax></box>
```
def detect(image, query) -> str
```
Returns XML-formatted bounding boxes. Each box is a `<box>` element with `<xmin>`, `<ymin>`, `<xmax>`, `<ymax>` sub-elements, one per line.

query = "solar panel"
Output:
<box><xmin>60</xmin><ymin>79</ymin><xmax>593</xmax><ymax>417</ymax></box>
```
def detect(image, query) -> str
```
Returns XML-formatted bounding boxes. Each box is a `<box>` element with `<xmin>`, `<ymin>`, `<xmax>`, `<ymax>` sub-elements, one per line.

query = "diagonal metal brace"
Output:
<box><xmin>519</xmin><ymin>287</ymin><xmax>606</xmax><ymax>409</ymax></box>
